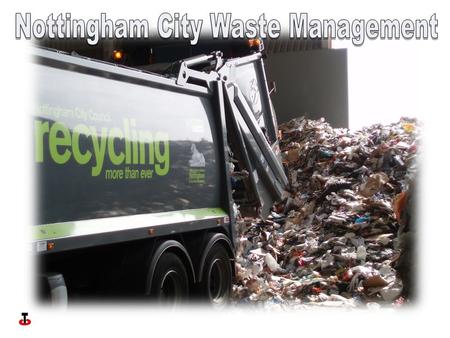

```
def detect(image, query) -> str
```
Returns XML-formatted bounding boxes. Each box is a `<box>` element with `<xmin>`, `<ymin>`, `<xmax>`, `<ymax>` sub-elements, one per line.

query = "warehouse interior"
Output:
<box><xmin>39</xmin><ymin>37</ymin><xmax>349</xmax><ymax>128</ymax></box>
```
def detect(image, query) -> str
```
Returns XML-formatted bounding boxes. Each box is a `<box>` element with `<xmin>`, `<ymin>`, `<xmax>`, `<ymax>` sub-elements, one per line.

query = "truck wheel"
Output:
<box><xmin>150</xmin><ymin>252</ymin><xmax>189</xmax><ymax>303</ymax></box>
<box><xmin>200</xmin><ymin>243</ymin><xmax>232</xmax><ymax>304</ymax></box>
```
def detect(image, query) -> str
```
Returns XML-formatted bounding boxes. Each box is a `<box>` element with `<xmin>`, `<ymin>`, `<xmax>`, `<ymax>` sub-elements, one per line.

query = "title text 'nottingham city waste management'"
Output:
<box><xmin>15</xmin><ymin>12</ymin><xmax>438</xmax><ymax>46</ymax></box>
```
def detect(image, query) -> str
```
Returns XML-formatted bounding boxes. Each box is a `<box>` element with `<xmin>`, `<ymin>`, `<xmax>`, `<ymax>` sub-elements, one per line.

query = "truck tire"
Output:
<box><xmin>150</xmin><ymin>252</ymin><xmax>189</xmax><ymax>302</ymax></box>
<box><xmin>200</xmin><ymin>243</ymin><xmax>232</xmax><ymax>304</ymax></box>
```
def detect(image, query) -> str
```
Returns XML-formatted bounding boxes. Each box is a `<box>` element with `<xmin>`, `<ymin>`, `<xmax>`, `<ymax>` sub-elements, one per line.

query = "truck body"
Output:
<box><xmin>33</xmin><ymin>46</ymin><xmax>287</xmax><ymax>303</ymax></box>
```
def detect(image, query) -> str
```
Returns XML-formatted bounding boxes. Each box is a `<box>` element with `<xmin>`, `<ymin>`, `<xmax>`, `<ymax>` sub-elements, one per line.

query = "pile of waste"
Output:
<box><xmin>232</xmin><ymin>117</ymin><xmax>420</xmax><ymax>308</ymax></box>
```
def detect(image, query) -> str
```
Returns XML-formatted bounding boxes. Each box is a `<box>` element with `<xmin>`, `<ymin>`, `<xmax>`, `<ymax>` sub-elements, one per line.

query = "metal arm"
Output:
<box><xmin>176</xmin><ymin>51</ymin><xmax>224</xmax><ymax>90</ymax></box>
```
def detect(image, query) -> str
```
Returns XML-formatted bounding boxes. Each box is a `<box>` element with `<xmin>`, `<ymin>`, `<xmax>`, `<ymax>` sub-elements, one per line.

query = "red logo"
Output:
<box><xmin>19</xmin><ymin>312</ymin><xmax>31</xmax><ymax>326</ymax></box>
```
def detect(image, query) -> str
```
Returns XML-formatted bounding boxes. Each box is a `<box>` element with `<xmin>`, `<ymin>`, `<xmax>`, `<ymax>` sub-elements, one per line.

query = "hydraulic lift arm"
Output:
<box><xmin>175</xmin><ymin>50</ymin><xmax>288</xmax><ymax>219</ymax></box>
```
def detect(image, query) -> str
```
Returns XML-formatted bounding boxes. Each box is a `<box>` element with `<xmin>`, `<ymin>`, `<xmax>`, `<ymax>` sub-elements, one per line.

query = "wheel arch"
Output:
<box><xmin>197</xmin><ymin>232</ymin><xmax>235</xmax><ymax>283</ymax></box>
<box><xmin>146</xmin><ymin>240</ymin><xmax>195</xmax><ymax>294</ymax></box>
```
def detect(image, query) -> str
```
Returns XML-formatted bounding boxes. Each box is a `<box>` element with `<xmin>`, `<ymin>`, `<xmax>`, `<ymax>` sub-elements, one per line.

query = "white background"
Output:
<box><xmin>1</xmin><ymin>0</ymin><xmax>449</xmax><ymax>337</ymax></box>
<box><xmin>334</xmin><ymin>38</ymin><xmax>431</xmax><ymax>130</ymax></box>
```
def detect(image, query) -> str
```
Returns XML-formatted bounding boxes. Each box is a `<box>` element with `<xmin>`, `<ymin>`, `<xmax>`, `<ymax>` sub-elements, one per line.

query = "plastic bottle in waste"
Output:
<box><xmin>265</xmin><ymin>253</ymin><xmax>282</xmax><ymax>273</ymax></box>
<box><xmin>356</xmin><ymin>246</ymin><xmax>367</xmax><ymax>261</ymax></box>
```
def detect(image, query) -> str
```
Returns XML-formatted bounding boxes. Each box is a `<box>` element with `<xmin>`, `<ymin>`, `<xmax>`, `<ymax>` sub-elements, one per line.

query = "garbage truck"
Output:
<box><xmin>33</xmin><ymin>43</ymin><xmax>288</xmax><ymax>304</ymax></box>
